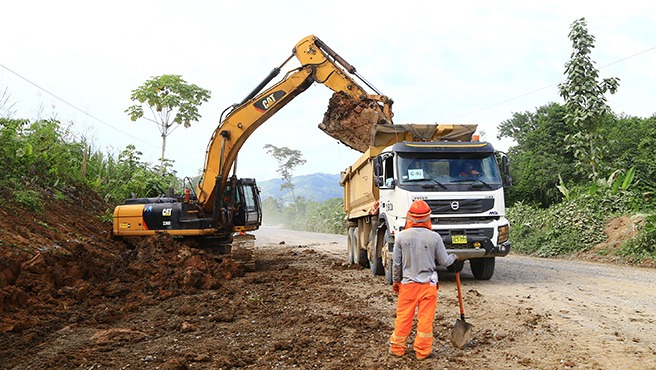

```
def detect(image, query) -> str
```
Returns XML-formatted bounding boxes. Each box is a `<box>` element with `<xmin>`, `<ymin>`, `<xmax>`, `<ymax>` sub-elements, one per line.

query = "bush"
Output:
<box><xmin>12</xmin><ymin>188</ymin><xmax>43</xmax><ymax>213</ymax></box>
<box><xmin>0</xmin><ymin>118</ymin><xmax>182</xmax><ymax>208</ymax></box>
<box><xmin>508</xmin><ymin>186</ymin><xmax>638</xmax><ymax>257</ymax></box>
<box><xmin>617</xmin><ymin>214</ymin><xmax>656</xmax><ymax>262</ymax></box>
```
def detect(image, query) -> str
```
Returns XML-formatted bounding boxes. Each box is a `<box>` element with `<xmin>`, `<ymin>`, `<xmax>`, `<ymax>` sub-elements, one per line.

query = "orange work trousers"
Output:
<box><xmin>389</xmin><ymin>282</ymin><xmax>438</xmax><ymax>358</ymax></box>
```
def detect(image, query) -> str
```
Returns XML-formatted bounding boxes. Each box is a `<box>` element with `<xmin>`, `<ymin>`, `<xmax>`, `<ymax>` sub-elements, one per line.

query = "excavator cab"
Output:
<box><xmin>227</xmin><ymin>178</ymin><xmax>262</xmax><ymax>231</ymax></box>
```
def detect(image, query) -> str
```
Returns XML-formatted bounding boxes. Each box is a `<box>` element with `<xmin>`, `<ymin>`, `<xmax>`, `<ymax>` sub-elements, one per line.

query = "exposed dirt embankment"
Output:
<box><xmin>0</xmin><ymin>189</ymin><xmax>243</xmax><ymax>334</ymax></box>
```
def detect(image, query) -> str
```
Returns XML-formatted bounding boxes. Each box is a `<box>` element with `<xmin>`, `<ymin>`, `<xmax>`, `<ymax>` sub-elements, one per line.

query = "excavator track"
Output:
<box><xmin>230</xmin><ymin>233</ymin><xmax>256</xmax><ymax>272</ymax></box>
<box><xmin>187</xmin><ymin>233</ymin><xmax>257</xmax><ymax>272</ymax></box>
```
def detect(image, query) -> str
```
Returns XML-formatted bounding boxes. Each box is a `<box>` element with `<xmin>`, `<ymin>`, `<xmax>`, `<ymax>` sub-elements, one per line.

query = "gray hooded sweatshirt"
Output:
<box><xmin>392</xmin><ymin>227</ymin><xmax>457</xmax><ymax>284</ymax></box>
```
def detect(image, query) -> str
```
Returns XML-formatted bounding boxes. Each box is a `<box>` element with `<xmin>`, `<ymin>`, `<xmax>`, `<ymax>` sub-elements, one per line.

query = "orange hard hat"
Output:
<box><xmin>408</xmin><ymin>199</ymin><xmax>431</xmax><ymax>219</ymax></box>
<box><xmin>405</xmin><ymin>199</ymin><xmax>432</xmax><ymax>230</ymax></box>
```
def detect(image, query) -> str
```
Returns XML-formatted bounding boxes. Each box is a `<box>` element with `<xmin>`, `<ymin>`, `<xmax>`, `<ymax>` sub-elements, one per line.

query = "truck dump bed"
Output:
<box><xmin>341</xmin><ymin>123</ymin><xmax>477</xmax><ymax>218</ymax></box>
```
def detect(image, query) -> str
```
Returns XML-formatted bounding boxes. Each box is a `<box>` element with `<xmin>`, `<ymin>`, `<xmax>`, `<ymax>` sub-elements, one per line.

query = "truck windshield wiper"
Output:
<box><xmin>452</xmin><ymin>178</ymin><xmax>476</xmax><ymax>182</ymax></box>
<box><xmin>406</xmin><ymin>178</ymin><xmax>447</xmax><ymax>189</ymax></box>
<box><xmin>472</xmin><ymin>179</ymin><xmax>492</xmax><ymax>189</ymax></box>
<box><xmin>453</xmin><ymin>178</ymin><xmax>492</xmax><ymax>189</ymax></box>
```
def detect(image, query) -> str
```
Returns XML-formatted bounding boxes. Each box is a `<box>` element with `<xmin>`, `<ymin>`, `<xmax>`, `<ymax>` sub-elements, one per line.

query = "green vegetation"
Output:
<box><xmin>0</xmin><ymin>117</ymin><xmax>181</xmax><ymax>207</ymax></box>
<box><xmin>501</xmin><ymin>18</ymin><xmax>656</xmax><ymax>263</ymax></box>
<box><xmin>0</xmin><ymin>114</ymin><xmax>343</xmax><ymax>235</ymax></box>
<box><xmin>508</xmin><ymin>183</ymin><xmax>638</xmax><ymax>257</ymax></box>
<box><xmin>126</xmin><ymin>74</ymin><xmax>211</xmax><ymax>172</ymax></box>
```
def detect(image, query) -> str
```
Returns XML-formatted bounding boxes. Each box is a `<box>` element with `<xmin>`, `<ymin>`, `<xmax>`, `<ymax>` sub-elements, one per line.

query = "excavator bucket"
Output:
<box><xmin>319</xmin><ymin>92</ymin><xmax>391</xmax><ymax>153</ymax></box>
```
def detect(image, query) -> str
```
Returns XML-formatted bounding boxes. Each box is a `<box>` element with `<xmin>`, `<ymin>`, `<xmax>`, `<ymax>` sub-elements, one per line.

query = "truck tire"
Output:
<box><xmin>446</xmin><ymin>259</ymin><xmax>465</xmax><ymax>273</ymax></box>
<box><xmin>383</xmin><ymin>229</ymin><xmax>393</xmax><ymax>285</ymax></box>
<box><xmin>370</xmin><ymin>256</ymin><xmax>384</xmax><ymax>276</ymax></box>
<box><xmin>470</xmin><ymin>257</ymin><xmax>495</xmax><ymax>280</ymax></box>
<box><xmin>347</xmin><ymin>227</ymin><xmax>356</xmax><ymax>264</ymax></box>
<box><xmin>384</xmin><ymin>256</ymin><xmax>393</xmax><ymax>285</ymax></box>
<box><xmin>353</xmin><ymin>227</ymin><xmax>368</xmax><ymax>267</ymax></box>
<box><xmin>367</xmin><ymin>225</ymin><xmax>385</xmax><ymax>276</ymax></box>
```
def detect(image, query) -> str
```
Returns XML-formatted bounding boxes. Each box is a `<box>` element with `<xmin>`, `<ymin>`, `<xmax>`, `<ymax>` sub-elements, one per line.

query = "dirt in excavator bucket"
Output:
<box><xmin>318</xmin><ymin>92</ymin><xmax>385</xmax><ymax>153</ymax></box>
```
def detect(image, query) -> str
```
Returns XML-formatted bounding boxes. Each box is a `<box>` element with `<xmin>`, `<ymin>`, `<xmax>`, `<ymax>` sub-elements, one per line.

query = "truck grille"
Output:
<box><xmin>433</xmin><ymin>217</ymin><xmax>497</xmax><ymax>225</ymax></box>
<box><xmin>436</xmin><ymin>228</ymin><xmax>494</xmax><ymax>239</ymax></box>
<box><xmin>426</xmin><ymin>198</ymin><xmax>494</xmax><ymax>214</ymax></box>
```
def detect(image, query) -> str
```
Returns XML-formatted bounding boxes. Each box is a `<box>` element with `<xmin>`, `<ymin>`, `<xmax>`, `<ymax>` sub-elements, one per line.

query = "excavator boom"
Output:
<box><xmin>196</xmin><ymin>35</ymin><xmax>393</xmax><ymax>218</ymax></box>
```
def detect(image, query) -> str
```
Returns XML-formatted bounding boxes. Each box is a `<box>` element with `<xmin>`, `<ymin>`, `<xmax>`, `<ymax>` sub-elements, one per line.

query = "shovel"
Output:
<box><xmin>451</xmin><ymin>271</ymin><xmax>473</xmax><ymax>348</ymax></box>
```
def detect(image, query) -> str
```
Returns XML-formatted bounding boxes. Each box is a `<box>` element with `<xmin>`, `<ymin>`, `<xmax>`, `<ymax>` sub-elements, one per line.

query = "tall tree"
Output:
<box><xmin>125</xmin><ymin>74</ymin><xmax>211</xmax><ymax>173</ymax></box>
<box><xmin>498</xmin><ymin>103</ymin><xmax>580</xmax><ymax>207</ymax></box>
<box><xmin>263</xmin><ymin>144</ymin><xmax>306</xmax><ymax>210</ymax></box>
<box><xmin>557</xmin><ymin>18</ymin><xmax>619</xmax><ymax>180</ymax></box>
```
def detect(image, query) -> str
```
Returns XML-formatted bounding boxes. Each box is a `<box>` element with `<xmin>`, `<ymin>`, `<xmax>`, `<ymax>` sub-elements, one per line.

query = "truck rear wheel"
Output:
<box><xmin>369</xmin><ymin>228</ymin><xmax>385</xmax><ymax>276</ymax></box>
<box><xmin>470</xmin><ymin>257</ymin><xmax>495</xmax><ymax>280</ymax></box>
<box><xmin>353</xmin><ymin>226</ymin><xmax>368</xmax><ymax>267</ymax></box>
<box><xmin>347</xmin><ymin>227</ymin><xmax>357</xmax><ymax>264</ymax></box>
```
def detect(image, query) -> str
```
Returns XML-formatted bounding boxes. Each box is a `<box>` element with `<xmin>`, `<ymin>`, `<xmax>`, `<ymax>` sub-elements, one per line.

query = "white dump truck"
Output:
<box><xmin>341</xmin><ymin>123</ymin><xmax>512</xmax><ymax>281</ymax></box>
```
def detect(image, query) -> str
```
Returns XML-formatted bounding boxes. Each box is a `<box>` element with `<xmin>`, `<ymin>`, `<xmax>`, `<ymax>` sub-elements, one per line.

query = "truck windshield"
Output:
<box><xmin>397</xmin><ymin>154</ymin><xmax>502</xmax><ymax>189</ymax></box>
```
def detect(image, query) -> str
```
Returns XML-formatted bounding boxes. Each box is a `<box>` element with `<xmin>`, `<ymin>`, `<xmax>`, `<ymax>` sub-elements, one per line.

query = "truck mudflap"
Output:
<box><xmin>444</xmin><ymin>235</ymin><xmax>511</xmax><ymax>259</ymax></box>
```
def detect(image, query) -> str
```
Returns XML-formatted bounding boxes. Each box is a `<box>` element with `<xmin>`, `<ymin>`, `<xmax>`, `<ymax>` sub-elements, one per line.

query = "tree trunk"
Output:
<box><xmin>160</xmin><ymin>132</ymin><xmax>167</xmax><ymax>174</ymax></box>
<box><xmin>291</xmin><ymin>186</ymin><xmax>298</xmax><ymax>212</ymax></box>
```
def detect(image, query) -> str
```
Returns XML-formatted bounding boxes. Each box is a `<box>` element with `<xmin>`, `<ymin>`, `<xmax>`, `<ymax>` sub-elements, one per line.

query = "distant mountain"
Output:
<box><xmin>258</xmin><ymin>173</ymin><xmax>342</xmax><ymax>203</ymax></box>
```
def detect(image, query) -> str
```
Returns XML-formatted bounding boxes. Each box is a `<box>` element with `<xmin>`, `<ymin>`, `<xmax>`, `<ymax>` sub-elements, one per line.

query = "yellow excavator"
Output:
<box><xmin>112</xmin><ymin>35</ymin><xmax>394</xmax><ymax>252</ymax></box>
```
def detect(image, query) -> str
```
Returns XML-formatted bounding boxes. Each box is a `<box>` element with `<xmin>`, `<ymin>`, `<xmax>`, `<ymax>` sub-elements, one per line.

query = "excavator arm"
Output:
<box><xmin>197</xmin><ymin>35</ymin><xmax>394</xmax><ymax>222</ymax></box>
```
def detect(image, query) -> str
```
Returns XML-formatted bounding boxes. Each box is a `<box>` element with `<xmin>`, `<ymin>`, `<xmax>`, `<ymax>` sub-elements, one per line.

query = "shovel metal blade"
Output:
<box><xmin>451</xmin><ymin>318</ymin><xmax>473</xmax><ymax>349</ymax></box>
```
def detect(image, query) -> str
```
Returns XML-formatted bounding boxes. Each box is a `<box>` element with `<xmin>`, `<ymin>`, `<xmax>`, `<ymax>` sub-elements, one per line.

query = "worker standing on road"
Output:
<box><xmin>389</xmin><ymin>199</ymin><xmax>457</xmax><ymax>360</ymax></box>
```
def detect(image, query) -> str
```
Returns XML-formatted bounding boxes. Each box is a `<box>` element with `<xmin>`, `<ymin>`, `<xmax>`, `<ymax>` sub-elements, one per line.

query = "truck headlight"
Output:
<box><xmin>498</xmin><ymin>224</ymin><xmax>509</xmax><ymax>244</ymax></box>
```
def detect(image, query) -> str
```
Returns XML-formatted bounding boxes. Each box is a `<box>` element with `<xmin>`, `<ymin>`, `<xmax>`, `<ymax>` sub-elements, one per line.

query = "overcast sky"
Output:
<box><xmin>2</xmin><ymin>1</ymin><xmax>655</xmax><ymax>181</ymax></box>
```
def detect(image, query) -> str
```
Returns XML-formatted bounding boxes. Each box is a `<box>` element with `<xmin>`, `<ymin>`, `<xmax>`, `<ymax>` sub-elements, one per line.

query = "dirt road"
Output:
<box><xmin>254</xmin><ymin>226</ymin><xmax>656</xmax><ymax>368</ymax></box>
<box><xmin>2</xmin><ymin>226</ymin><xmax>655</xmax><ymax>369</ymax></box>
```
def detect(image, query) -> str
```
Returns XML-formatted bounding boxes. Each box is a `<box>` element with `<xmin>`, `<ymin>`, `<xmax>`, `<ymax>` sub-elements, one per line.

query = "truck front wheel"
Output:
<box><xmin>383</xmin><ymin>229</ymin><xmax>393</xmax><ymax>285</ymax></box>
<box><xmin>470</xmin><ymin>257</ymin><xmax>495</xmax><ymax>280</ymax></box>
<box><xmin>370</xmin><ymin>256</ymin><xmax>384</xmax><ymax>276</ymax></box>
<box><xmin>384</xmin><ymin>256</ymin><xmax>393</xmax><ymax>285</ymax></box>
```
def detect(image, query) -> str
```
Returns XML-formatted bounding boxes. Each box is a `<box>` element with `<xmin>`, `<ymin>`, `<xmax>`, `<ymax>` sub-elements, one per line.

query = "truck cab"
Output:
<box><xmin>374</xmin><ymin>140</ymin><xmax>511</xmax><ymax>280</ymax></box>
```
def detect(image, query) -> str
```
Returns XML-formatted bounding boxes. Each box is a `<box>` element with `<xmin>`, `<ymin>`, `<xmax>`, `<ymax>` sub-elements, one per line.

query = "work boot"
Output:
<box><xmin>416</xmin><ymin>350</ymin><xmax>436</xmax><ymax>361</ymax></box>
<box><xmin>388</xmin><ymin>348</ymin><xmax>404</xmax><ymax>358</ymax></box>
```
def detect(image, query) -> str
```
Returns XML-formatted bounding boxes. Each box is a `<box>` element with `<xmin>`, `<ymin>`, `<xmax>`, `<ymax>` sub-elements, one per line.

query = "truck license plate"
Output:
<box><xmin>452</xmin><ymin>235</ymin><xmax>467</xmax><ymax>244</ymax></box>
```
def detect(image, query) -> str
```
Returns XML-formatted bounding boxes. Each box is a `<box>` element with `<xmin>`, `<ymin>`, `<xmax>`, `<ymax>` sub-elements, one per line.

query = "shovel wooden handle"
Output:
<box><xmin>456</xmin><ymin>271</ymin><xmax>465</xmax><ymax>318</ymax></box>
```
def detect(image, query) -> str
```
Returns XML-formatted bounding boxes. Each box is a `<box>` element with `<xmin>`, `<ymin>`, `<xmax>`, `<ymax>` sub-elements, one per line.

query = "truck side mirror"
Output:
<box><xmin>501</xmin><ymin>155</ymin><xmax>510</xmax><ymax>173</ymax></box>
<box><xmin>373</xmin><ymin>156</ymin><xmax>383</xmax><ymax>176</ymax></box>
<box><xmin>501</xmin><ymin>155</ymin><xmax>513</xmax><ymax>187</ymax></box>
